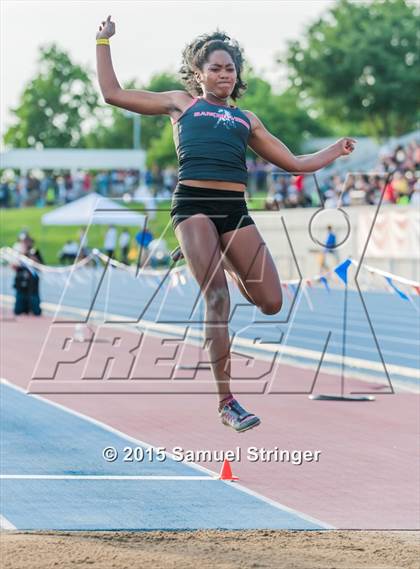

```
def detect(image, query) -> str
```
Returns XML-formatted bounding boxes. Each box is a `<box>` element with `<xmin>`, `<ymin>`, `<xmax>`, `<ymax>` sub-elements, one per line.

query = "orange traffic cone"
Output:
<box><xmin>218</xmin><ymin>458</ymin><xmax>239</xmax><ymax>481</ymax></box>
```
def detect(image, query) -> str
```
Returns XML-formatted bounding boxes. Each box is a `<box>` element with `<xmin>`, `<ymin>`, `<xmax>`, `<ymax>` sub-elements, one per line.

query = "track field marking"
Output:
<box><xmin>1</xmin><ymin>294</ymin><xmax>418</xmax><ymax>386</ymax></box>
<box><xmin>1</xmin><ymin>378</ymin><xmax>334</xmax><ymax>530</ymax></box>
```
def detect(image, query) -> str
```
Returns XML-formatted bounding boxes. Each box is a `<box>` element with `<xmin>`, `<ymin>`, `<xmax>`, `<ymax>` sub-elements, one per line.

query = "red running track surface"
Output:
<box><xmin>2</xmin><ymin>313</ymin><xmax>419</xmax><ymax>529</ymax></box>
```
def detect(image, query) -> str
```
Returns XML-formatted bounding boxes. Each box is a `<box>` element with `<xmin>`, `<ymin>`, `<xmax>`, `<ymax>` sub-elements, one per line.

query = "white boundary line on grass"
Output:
<box><xmin>1</xmin><ymin>378</ymin><xmax>334</xmax><ymax>530</ymax></box>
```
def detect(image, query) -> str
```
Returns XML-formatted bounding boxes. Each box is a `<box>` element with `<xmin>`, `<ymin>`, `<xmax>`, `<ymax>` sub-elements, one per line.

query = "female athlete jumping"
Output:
<box><xmin>96</xmin><ymin>16</ymin><xmax>356</xmax><ymax>433</ymax></box>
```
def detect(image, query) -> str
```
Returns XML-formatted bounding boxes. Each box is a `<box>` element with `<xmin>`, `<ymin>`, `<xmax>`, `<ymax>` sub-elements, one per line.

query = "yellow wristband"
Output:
<box><xmin>96</xmin><ymin>38</ymin><xmax>110</xmax><ymax>46</ymax></box>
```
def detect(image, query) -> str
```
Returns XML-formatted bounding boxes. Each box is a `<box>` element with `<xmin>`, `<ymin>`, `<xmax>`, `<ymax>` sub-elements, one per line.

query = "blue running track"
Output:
<box><xmin>0</xmin><ymin>381</ymin><xmax>328</xmax><ymax>530</ymax></box>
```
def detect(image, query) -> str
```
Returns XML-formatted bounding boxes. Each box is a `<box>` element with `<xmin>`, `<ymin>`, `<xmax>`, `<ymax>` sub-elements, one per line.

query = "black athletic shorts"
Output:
<box><xmin>170</xmin><ymin>183</ymin><xmax>255</xmax><ymax>236</ymax></box>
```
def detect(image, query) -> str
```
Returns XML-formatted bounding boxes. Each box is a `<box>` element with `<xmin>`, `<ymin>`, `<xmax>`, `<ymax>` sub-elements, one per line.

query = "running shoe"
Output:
<box><xmin>219</xmin><ymin>397</ymin><xmax>261</xmax><ymax>433</ymax></box>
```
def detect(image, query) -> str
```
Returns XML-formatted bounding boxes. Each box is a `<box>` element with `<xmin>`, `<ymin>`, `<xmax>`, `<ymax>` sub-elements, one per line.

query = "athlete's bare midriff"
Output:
<box><xmin>181</xmin><ymin>179</ymin><xmax>246</xmax><ymax>192</ymax></box>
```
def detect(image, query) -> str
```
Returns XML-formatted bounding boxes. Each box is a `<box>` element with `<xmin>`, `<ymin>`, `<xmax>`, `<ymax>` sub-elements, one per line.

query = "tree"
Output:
<box><xmin>139</xmin><ymin>72</ymin><xmax>184</xmax><ymax>149</ymax></box>
<box><xmin>85</xmin><ymin>79</ymin><xmax>139</xmax><ymax>149</ymax></box>
<box><xmin>146</xmin><ymin>121</ymin><xmax>177</xmax><ymax>168</ymax></box>
<box><xmin>86</xmin><ymin>72</ymin><xmax>183</xmax><ymax>150</ymax></box>
<box><xmin>281</xmin><ymin>0</ymin><xmax>420</xmax><ymax>139</ymax></box>
<box><xmin>240</xmin><ymin>73</ymin><xmax>331</xmax><ymax>155</ymax></box>
<box><xmin>3</xmin><ymin>44</ymin><xmax>98</xmax><ymax>148</ymax></box>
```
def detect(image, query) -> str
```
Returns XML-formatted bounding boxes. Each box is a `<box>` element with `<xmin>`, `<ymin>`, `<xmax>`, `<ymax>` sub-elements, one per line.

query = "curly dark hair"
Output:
<box><xmin>179</xmin><ymin>31</ymin><xmax>247</xmax><ymax>101</ymax></box>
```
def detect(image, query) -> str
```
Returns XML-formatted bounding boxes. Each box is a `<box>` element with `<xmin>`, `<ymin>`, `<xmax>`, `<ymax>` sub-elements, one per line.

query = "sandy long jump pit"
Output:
<box><xmin>2</xmin><ymin>530</ymin><xmax>420</xmax><ymax>569</ymax></box>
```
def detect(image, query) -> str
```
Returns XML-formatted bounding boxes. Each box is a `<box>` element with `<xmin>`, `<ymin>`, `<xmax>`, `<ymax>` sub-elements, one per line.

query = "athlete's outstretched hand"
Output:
<box><xmin>96</xmin><ymin>15</ymin><xmax>115</xmax><ymax>39</ymax></box>
<box><xmin>335</xmin><ymin>137</ymin><xmax>357</xmax><ymax>156</ymax></box>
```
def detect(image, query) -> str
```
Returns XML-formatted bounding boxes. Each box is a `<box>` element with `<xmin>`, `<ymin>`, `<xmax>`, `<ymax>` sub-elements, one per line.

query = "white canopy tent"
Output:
<box><xmin>41</xmin><ymin>193</ymin><xmax>146</xmax><ymax>227</ymax></box>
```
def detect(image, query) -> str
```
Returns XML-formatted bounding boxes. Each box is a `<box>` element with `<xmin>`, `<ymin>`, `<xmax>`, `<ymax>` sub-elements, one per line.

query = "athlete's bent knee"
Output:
<box><xmin>260</xmin><ymin>296</ymin><xmax>282</xmax><ymax>315</ymax></box>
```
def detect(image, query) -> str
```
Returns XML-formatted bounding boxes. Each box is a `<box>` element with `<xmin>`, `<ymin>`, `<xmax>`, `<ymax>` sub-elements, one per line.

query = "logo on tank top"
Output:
<box><xmin>214</xmin><ymin>109</ymin><xmax>236</xmax><ymax>129</ymax></box>
<box><xmin>193</xmin><ymin>108</ymin><xmax>250</xmax><ymax>130</ymax></box>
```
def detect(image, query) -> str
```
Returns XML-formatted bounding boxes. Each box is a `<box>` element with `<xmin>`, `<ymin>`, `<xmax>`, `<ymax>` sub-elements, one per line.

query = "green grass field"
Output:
<box><xmin>0</xmin><ymin>192</ymin><xmax>266</xmax><ymax>265</ymax></box>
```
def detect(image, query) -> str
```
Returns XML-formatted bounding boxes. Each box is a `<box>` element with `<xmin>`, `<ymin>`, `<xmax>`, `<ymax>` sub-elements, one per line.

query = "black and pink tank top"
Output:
<box><xmin>171</xmin><ymin>97</ymin><xmax>252</xmax><ymax>184</ymax></box>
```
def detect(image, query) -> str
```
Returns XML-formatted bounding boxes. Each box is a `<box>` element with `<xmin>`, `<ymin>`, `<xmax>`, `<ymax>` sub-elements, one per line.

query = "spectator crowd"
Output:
<box><xmin>265</xmin><ymin>138</ymin><xmax>419</xmax><ymax>209</ymax></box>
<box><xmin>56</xmin><ymin>224</ymin><xmax>170</xmax><ymax>269</ymax></box>
<box><xmin>1</xmin><ymin>139</ymin><xmax>418</xmax><ymax>210</ymax></box>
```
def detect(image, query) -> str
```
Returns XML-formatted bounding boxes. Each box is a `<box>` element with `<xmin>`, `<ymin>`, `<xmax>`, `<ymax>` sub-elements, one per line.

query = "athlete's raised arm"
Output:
<box><xmin>96</xmin><ymin>15</ymin><xmax>191</xmax><ymax>116</ymax></box>
<box><xmin>244</xmin><ymin>110</ymin><xmax>356</xmax><ymax>174</ymax></box>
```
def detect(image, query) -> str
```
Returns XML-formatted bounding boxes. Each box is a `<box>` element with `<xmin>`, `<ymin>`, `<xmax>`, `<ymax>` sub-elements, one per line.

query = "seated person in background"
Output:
<box><xmin>135</xmin><ymin>226</ymin><xmax>154</xmax><ymax>267</ymax></box>
<box><xmin>265</xmin><ymin>169</ymin><xmax>288</xmax><ymax>210</ymax></box>
<box><xmin>265</xmin><ymin>185</ymin><xmax>283</xmax><ymax>210</ymax></box>
<box><xmin>410</xmin><ymin>179</ymin><xmax>420</xmax><ymax>206</ymax></box>
<box><xmin>392</xmin><ymin>170</ymin><xmax>410</xmax><ymax>204</ymax></box>
<box><xmin>103</xmin><ymin>224</ymin><xmax>117</xmax><ymax>258</ymax></box>
<box><xmin>119</xmin><ymin>228</ymin><xmax>131</xmax><ymax>264</ymax></box>
<box><xmin>292</xmin><ymin>174</ymin><xmax>310</xmax><ymax>207</ymax></box>
<box><xmin>135</xmin><ymin>226</ymin><xmax>154</xmax><ymax>249</ymax></box>
<box><xmin>286</xmin><ymin>184</ymin><xmax>300</xmax><ymax>208</ymax></box>
<box><xmin>147</xmin><ymin>237</ymin><xmax>170</xmax><ymax>268</ymax></box>
<box><xmin>58</xmin><ymin>240</ymin><xmax>79</xmax><ymax>264</ymax></box>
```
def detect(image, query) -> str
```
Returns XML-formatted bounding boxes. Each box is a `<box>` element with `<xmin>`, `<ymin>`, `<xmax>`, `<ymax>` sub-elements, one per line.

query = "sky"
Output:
<box><xmin>1</xmin><ymin>0</ymin><xmax>335</xmax><ymax>146</ymax></box>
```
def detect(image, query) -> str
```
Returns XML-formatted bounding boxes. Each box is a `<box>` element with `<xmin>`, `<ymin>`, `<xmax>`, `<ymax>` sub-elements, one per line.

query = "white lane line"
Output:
<box><xmin>288</xmin><ymin>322</ymin><xmax>420</xmax><ymax>346</ymax></box>
<box><xmin>1</xmin><ymin>475</ymin><xmax>214</xmax><ymax>481</ymax></box>
<box><xmin>1</xmin><ymin>293</ymin><xmax>418</xmax><ymax>382</ymax></box>
<box><xmin>226</xmin><ymin>482</ymin><xmax>335</xmax><ymax>530</ymax></box>
<box><xmin>1</xmin><ymin>378</ymin><xmax>333</xmax><ymax>530</ymax></box>
<box><xmin>0</xmin><ymin>514</ymin><xmax>16</xmax><ymax>530</ymax></box>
